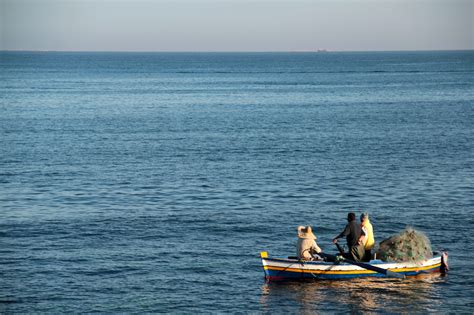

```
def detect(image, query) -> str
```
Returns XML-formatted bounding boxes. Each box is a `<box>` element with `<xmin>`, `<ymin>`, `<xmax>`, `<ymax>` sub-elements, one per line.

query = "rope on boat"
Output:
<box><xmin>273</xmin><ymin>257</ymin><xmax>340</xmax><ymax>280</ymax></box>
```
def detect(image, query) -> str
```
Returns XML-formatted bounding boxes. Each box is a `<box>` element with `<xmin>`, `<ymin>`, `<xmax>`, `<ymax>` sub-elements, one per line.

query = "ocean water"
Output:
<box><xmin>1</xmin><ymin>51</ymin><xmax>473</xmax><ymax>313</ymax></box>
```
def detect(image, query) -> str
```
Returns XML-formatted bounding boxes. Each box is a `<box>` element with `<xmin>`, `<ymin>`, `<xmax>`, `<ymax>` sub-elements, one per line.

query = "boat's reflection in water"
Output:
<box><xmin>260</xmin><ymin>273</ymin><xmax>446</xmax><ymax>313</ymax></box>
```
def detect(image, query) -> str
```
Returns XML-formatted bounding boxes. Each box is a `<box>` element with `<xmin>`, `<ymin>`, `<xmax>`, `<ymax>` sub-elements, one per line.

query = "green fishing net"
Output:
<box><xmin>376</xmin><ymin>227</ymin><xmax>433</xmax><ymax>262</ymax></box>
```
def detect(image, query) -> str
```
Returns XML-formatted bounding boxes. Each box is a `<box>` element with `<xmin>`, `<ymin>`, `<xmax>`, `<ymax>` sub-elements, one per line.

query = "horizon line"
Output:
<box><xmin>1</xmin><ymin>49</ymin><xmax>473</xmax><ymax>54</ymax></box>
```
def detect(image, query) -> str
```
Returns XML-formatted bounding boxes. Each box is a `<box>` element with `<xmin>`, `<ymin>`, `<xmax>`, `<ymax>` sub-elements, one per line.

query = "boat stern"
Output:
<box><xmin>441</xmin><ymin>251</ymin><xmax>449</xmax><ymax>274</ymax></box>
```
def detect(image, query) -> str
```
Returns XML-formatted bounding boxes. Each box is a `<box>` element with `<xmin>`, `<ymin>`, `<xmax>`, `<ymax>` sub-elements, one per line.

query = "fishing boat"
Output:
<box><xmin>260</xmin><ymin>251</ymin><xmax>448</xmax><ymax>281</ymax></box>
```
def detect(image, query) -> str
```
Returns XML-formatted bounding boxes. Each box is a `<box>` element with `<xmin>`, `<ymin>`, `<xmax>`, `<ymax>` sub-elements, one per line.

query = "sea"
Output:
<box><xmin>1</xmin><ymin>51</ymin><xmax>473</xmax><ymax>313</ymax></box>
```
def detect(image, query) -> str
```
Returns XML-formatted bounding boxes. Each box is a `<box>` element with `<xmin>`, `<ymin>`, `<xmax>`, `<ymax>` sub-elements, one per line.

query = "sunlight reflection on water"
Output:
<box><xmin>260</xmin><ymin>274</ymin><xmax>446</xmax><ymax>313</ymax></box>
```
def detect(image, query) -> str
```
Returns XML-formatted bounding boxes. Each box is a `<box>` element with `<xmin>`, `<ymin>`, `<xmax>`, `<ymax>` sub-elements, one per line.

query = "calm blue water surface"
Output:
<box><xmin>1</xmin><ymin>51</ymin><xmax>473</xmax><ymax>313</ymax></box>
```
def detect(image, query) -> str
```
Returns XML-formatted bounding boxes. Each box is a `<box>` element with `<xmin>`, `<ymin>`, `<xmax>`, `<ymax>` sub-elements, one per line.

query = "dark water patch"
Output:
<box><xmin>0</xmin><ymin>299</ymin><xmax>20</xmax><ymax>304</ymax></box>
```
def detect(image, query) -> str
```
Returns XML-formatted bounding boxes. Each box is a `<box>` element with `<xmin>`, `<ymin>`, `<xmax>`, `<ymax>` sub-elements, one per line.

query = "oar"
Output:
<box><xmin>335</xmin><ymin>242</ymin><xmax>345</xmax><ymax>255</ymax></box>
<box><xmin>319</xmin><ymin>250</ymin><xmax>405</xmax><ymax>279</ymax></box>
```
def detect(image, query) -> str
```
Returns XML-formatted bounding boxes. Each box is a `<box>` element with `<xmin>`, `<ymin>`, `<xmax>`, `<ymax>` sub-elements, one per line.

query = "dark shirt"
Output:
<box><xmin>336</xmin><ymin>219</ymin><xmax>363</xmax><ymax>248</ymax></box>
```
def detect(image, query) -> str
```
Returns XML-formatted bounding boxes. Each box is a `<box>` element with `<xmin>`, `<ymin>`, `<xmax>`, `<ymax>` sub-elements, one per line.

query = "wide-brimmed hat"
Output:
<box><xmin>297</xmin><ymin>225</ymin><xmax>316</xmax><ymax>240</ymax></box>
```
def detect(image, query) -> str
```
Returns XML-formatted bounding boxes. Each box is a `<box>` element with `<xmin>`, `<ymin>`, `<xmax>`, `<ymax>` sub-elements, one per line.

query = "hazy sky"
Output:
<box><xmin>1</xmin><ymin>0</ymin><xmax>472</xmax><ymax>51</ymax></box>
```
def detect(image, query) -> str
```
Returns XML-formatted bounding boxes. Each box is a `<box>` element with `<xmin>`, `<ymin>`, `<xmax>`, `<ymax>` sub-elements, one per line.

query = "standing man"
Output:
<box><xmin>332</xmin><ymin>212</ymin><xmax>365</xmax><ymax>261</ymax></box>
<box><xmin>359</xmin><ymin>212</ymin><xmax>375</xmax><ymax>261</ymax></box>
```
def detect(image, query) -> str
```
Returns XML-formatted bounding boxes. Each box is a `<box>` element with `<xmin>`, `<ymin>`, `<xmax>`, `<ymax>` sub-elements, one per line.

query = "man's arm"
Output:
<box><xmin>333</xmin><ymin>224</ymin><xmax>350</xmax><ymax>243</ymax></box>
<box><xmin>358</xmin><ymin>226</ymin><xmax>367</xmax><ymax>244</ymax></box>
<box><xmin>312</xmin><ymin>241</ymin><xmax>322</xmax><ymax>254</ymax></box>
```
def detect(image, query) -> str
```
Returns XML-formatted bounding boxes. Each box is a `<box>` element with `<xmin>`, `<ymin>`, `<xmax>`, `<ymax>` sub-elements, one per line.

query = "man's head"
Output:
<box><xmin>360</xmin><ymin>212</ymin><xmax>369</xmax><ymax>222</ymax></box>
<box><xmin>347</xmin><ymin>212</ymin><xmax>356</xmax><ymax>222</ymax></box>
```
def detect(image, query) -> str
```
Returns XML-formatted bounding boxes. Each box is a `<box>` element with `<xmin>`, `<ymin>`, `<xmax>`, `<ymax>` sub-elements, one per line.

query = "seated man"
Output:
<box><xmin>297</xmin><ymin>225</ymin><xmax>322</xmax><ymax>260</ymax></box>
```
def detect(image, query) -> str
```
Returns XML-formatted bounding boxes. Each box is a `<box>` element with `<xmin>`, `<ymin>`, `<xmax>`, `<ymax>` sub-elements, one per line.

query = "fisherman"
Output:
<box><xmin>358</xmin><ymin>212</ymin><xmax>375</xmax><ymax>261</ymax></box>
<box><xmin>332</xmin><ymin>212</ymin><xmax>365</xmax><ymax>262</ymax></box>
<box><xmin>297</xmin><ymin>225</ymin><xmax>323</xmax><ymax>261</ymax></box>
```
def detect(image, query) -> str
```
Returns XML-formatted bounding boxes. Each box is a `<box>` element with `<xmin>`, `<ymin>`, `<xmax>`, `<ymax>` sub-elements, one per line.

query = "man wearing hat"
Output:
<box><xmin>297</xmin><ymin>225</ymin><xmax>322</xmax><ymax>261</ymax></box>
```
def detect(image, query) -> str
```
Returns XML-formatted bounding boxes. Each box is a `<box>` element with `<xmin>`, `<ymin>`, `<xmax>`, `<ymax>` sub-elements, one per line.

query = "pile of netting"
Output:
<box><xmin>376</xmin><ymin>227</ymin><xmax>433</xmax><ymax>262</ymax></box>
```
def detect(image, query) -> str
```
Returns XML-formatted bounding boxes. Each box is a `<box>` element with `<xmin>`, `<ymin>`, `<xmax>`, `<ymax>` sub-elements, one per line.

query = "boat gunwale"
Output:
<box><xmin>263</xmin><ymin>255</ymin><xmax>441</xmax><ymax>265</ymax></box>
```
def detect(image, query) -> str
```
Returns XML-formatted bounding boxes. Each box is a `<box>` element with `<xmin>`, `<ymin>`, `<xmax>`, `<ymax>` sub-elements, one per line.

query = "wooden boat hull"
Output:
<box><xmin>260</xmin><ymin>252</ymin><xmax>444</xmax><ymax>281</ymax></box>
